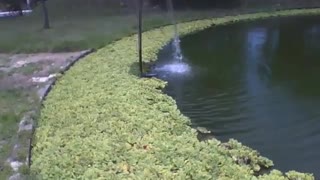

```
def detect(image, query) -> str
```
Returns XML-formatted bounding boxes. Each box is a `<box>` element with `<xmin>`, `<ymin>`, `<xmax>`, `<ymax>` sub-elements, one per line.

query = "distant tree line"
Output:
<box><xmin>0</xmin><ymin>0</ymin><xmax>24</xmax><ymax>14</ymax></box>
<box><xmin>0</xmin><ymin>0</ymin><xmax>251</xmax><ymax>12</ymax></box>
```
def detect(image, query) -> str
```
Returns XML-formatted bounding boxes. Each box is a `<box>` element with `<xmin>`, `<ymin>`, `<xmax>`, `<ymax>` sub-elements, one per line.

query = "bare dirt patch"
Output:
<box><xmin>0</xmin><ymin>52</ymin><xmax>84</xmax><ymax>89</ymax></box>
<box><xmin>0</xmin><ymin>50</ymin><xmax>92</xmax><ymax>179</ymax></box>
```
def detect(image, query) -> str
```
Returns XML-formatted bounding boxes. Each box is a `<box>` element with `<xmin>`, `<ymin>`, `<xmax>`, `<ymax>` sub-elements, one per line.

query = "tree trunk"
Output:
<box><xmin>18</xmin><ymin>7</ymin><xmax>23</xmax><ymax>16</ymax></box>
<box><xmin>13</xmin><ymin>3</ymin><xmax>23</xmax><ymax>16</ymax></box>
<box><xmin>41</xmin><ymin>0</ymin><xmax>50</xmax><ymax>29</ymax></box>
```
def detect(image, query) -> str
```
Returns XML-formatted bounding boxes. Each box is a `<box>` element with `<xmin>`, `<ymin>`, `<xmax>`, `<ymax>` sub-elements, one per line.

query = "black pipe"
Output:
<box><xmin>138</xmin><ymin>0</ymin><xmax>143</xmax><ymax>76</ymax></box>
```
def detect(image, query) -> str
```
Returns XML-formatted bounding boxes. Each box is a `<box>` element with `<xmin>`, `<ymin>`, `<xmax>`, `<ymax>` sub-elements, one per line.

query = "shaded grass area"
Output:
<box><xmin>2</xmin><ymin>0</ymin><xmax>318</xmax><ymax>53</ymax></box>
<box><xmin>0</xmin><ymin>10</ymin><xmax>227</xmax><ymax>53</ymax></box>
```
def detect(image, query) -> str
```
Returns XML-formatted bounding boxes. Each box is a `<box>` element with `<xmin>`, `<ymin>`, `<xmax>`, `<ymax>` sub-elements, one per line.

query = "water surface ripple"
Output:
<box><xmin>154</xmin><ymin>15</ymin><xmax>320</xmax><ymax>177</ymax></box>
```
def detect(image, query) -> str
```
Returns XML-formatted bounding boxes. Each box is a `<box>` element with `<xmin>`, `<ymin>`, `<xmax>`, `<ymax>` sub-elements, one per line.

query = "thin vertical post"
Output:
<box><xmin>138</xmin><ymin>0</ymin><xmax>143</xmax><ymax>76</ymax></box>
<box><xmin>42</xmin><ymin>0</ymin><xmax>50</xmax><ymax>29</ymax></box>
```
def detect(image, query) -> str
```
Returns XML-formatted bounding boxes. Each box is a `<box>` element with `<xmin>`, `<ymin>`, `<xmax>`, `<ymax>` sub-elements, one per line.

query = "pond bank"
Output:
<box><xmin>30</xmin><ymin>8</ymin><xmax>320</xmax><ymax>179</ymax></box>
<box><xmin>156</xmin><ymin>14</ymin><xmax>320</xmax><ymax>177</ymax></box>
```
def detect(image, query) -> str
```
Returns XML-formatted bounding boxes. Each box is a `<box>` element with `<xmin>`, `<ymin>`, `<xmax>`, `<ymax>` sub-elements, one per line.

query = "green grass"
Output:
<box><xmin>9</xmin><ymin>62</ymin><xmax>43</xmax><ymax>76</ymax></box>
<box><xmin>0</xmin><ymin>9</ymin><xmax>226</xmax><ymax>53</ymax></box>
<box><xmin>0</xmin><ymin>164</ymin><xmax>12</xmax><ymax>180</ymax></box>
<box><xmin>1</xmin><ymin>0</ymin><xmax>315</xmax><ymax>53</ymax></box>
<box><xmin>0</xmin><ymin>90</ymin><xmax>31</xmax><ymax>178</ymax></box>
<box><xmin>0</xmin><ymin>88</ymin><xmax>38</xmax><ymax>179</ymax></box>
<box><xmin>30</xmin><ymin>8</ymin><xmax>320</xmax><ymax>179</ymax></box>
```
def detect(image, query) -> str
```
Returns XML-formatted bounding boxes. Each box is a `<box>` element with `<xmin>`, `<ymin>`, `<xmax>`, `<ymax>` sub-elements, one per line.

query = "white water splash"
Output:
<box><xmin>172</xmin><ymin>37</ymin><xmax>183</xmax><ymax>61</ymax></box>
<box><xmin>155</xmin><ymin>62</ymin><xmax>190</xmax><ymax>74</ymax></box>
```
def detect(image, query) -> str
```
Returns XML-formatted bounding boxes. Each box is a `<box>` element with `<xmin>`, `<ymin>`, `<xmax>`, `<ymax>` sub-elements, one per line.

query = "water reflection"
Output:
<box><xmin>245</xmin><ymin>27</ymin><xmax>269</xmax><ymax>97</ymax></box>
<box><xmin>155</xmin><ymin>16</ymin><xmax>320</xmax><ymax>177</ymax></box>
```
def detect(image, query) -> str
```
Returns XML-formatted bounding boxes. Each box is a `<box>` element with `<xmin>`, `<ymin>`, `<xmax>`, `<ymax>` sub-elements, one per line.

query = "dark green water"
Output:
<box><xmin>155</xmin><ymin>16</ymin><xmax>320</xmax><ymax>177</ymax></box>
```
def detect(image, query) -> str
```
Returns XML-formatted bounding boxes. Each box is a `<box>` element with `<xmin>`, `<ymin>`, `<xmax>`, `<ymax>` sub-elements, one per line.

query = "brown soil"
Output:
<box><xmin>0</xmin><ymin>52</ymin><xmax>84</xmax><ymax>90</ymax></box>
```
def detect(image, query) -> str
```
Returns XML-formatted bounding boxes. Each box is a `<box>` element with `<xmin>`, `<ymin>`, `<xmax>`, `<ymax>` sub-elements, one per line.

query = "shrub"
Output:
<box><xmin>31</xmin><ymin>8</ymin><xmax>320</xmax><ymax>179</ymax></box>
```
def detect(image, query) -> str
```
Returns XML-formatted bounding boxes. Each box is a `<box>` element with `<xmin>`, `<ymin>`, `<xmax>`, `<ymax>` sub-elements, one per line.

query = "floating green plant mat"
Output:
<box><xmin>31</xmin><ymin>9</ymin><xmax>320</xmax><ymax>179</ymax></box>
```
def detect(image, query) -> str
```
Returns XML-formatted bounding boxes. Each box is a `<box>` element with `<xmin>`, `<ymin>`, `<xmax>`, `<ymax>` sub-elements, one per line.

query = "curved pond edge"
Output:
<box><xmin>31</xmin><ymin>8</ymin><xmax>320</xmax><ymax>179</ymax></box>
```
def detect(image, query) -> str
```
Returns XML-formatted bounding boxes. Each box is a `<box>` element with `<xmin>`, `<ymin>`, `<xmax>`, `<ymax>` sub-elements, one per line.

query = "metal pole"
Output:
<box><xmin>138</xmin><ymin>0</ymin><xmax>143</xmax><ymax>76</ymax></box>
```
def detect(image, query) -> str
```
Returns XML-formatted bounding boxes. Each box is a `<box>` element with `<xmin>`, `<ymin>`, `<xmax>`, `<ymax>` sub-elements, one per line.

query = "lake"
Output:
<box><xmin>155</xmin><ymin>15</ymin><xmax>320</xmax><ymax>177</ymax></box>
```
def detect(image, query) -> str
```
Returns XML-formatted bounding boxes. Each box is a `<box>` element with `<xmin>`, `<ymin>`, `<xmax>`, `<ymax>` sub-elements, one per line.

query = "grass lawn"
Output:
<box><xmin>0</xmin><ymin>0</ymin><xmax>292</xmax><ymax>53</ymax></box>
<box><xmin>0</xmin><ymin>89</ymin><xmax>34</xmax><ymax>179</ymax></box>
<box><xmin>1</xmin><ymin>0</ymin><xmax>320</xmax><ymax>53</ymax></box>
<box><xmin>0</xmin><ymin>12</ymin><xmax>217</xmax><ymax>53</ymax></box>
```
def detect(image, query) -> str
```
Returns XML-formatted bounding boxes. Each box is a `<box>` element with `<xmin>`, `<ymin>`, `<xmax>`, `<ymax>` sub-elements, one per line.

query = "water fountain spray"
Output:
<box><xmin>166</xmin><ymin>0</ymin><xmax>183</xmax><ymax>61</ymax></box>
<box><xmin>136</xmin><ymin>0</ymin><xmax>188</xmax><ymax>77</ymax></box>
